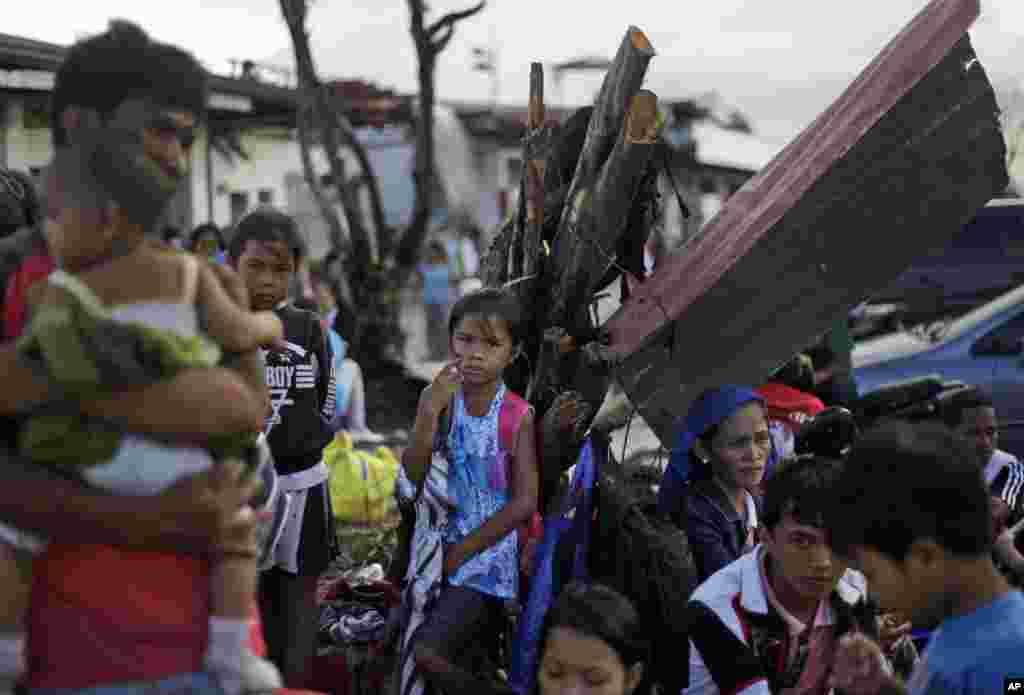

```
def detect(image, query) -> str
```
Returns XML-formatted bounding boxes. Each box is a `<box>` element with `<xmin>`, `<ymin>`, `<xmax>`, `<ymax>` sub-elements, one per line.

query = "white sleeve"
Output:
<box><xmin>684</xmin><ymin>638</ymin><xmax>771</xmax><ymax>695</ymax></box>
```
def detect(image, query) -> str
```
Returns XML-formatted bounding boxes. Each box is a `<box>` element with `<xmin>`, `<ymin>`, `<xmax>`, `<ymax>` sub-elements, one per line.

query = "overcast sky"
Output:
<box><xmin>7</xmin><ymin>0</ymin><xmax>1024</xmax><ymax>140</ymax></box>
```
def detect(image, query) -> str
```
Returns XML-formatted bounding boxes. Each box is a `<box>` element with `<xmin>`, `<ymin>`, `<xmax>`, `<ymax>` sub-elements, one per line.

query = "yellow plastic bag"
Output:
<box><xmin>325</xmin><ymin>432</ymin><xmax>400</xmax><ymax>526</ymax></box>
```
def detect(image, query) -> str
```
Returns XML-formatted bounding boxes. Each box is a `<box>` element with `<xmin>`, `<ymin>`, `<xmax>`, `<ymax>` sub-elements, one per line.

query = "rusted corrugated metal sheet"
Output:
<box><xmin>604</xmin><ymin>0</ymin><xmax>1008</xmax><ymax>446</ymax></box>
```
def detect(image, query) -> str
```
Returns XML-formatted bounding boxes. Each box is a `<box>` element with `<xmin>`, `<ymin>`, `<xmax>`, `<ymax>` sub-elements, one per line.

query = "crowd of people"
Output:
<box><xmin>0</xmin><ymin>16</ymin><xmax>1023</xmax><ymax>695</ymax></box>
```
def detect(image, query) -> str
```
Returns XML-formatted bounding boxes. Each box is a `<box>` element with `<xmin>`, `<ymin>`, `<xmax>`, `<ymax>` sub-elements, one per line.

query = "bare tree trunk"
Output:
<box><xmin>280</xmin><ymin>0</ymin><xmax>404</xmax><ymax>364</ymax></box>
<box><xmin>326</xmin><ymin>95</ymin><xmax>390</xmax><ymax>251</ymax></box>
<box><xmin>400</xmin><ymin>0</ymin><xmax>486</xmax><ymax>269</ymax></box>
<box><xmin>295</xmin><ymin>97</ymin><xmax>346</xmax><ymax>252</ymax></box>
<box><xmin>281</xmin><ymin>0</ymin><xmax>365</xmax><ymax>256</ymax></box>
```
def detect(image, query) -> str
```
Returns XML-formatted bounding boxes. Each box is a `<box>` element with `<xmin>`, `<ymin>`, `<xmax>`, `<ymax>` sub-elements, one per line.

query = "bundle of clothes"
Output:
<box><xmin>317</xmin><ymin>566</ymin><xmax>400</xmax><ymax>648</ymax></box>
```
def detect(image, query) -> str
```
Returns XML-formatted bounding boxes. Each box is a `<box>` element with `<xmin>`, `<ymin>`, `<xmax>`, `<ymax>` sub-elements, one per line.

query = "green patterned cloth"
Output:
<box><xmin>17</xmin><ymin>270</ymin><xmax>254</xmax><ymax>469</ymax></box>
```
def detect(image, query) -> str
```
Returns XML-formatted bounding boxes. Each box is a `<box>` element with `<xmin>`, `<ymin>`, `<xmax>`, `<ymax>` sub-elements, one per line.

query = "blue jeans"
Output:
<box><xmin>32</xmin><ymin>672</ymin><xmax>224</xmax><ymax>695</ymax></box>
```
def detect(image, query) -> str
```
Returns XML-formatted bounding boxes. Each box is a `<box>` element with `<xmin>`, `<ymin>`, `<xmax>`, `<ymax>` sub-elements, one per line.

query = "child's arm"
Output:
<box><xmin>444</xmin><ymin>409</ymin><xmax>539</xmax><ymax>576</ymax></box>
<box><xmin>401</xmin><ymin>362</ymin><xmax>459</xmax><ymax>487</ymax></box>
<box><xmin>0</xmin><ymin>343</ymin><xmax>265</xmax><ymax>438</ymax></box>
<box><xmin>222</xmin><ymin>349</ymin><xmax>271</xmax><ymax>421</ymax></box>
<box><xmin>197</xmin><ymin>262</ymin><xmax>283</xmax><ymax>352</ymax></box>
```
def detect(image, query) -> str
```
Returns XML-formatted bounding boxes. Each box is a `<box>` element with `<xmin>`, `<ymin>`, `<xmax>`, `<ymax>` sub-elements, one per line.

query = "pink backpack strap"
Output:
<box><xmin>500</xmin><ymin>392</ymin><xmax>544</xmax><ymax>555</ymax></box>
<box><xmin>499</xmin><ymin>391</ymin><xmax>532</xmax><ymax>455</ymax></box>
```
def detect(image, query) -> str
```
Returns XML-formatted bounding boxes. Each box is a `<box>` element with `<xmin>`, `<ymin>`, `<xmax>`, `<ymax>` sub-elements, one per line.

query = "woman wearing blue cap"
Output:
<box><xmin>658</xmin><ymin>386</ymin><xmax>773</xmax><ymax>583</ymax></box>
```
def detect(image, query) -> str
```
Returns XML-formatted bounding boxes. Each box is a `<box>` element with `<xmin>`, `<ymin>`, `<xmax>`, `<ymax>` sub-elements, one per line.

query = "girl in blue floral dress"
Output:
<box><xmin>400</xmin><ymin>288</ymin><xmax>539</xmax><ymax>692</ymax></box>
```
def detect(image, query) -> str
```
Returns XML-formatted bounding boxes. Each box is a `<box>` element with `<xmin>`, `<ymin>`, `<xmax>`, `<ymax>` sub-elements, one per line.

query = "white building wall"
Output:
<box><xmin>191</xmin><ymin>127</ymin><xmax>360</xmax><ymax>259</ymax></box>
<box><xmin>3</xmin><ymin>101</ymin><xmax>52</xmax><ymax>173</ymax></box>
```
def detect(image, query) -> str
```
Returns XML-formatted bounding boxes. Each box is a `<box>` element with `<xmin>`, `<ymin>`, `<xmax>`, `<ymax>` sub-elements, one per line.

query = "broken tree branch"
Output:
<box><xmin>517</xmin><ymin>63</ymin><xmax>549</xmax><ymax>298</ymax></box>
<box><xmin>526</xmin><ymin>35</ymin><xmax>656</xmax><ymax>425</ymax></box>
<box><xmin>281</xmin><ymin>0</ymin><xmax>376</xmax><ymax>263</ymax></box>
<box><xmin>326</xmin><ymin>94</ymin><xmax>389</xmax><ymax>252</ymax></box>
<box><xmin>427</xmin><ymin>1</ymin><xmax>486</xmax><ymax>39</ymax></box>
<box><xmin>434</xmin><ymin>24</ymin><xmax>456</xmax><ymax>53</ymax></box>
<box><xmin>295</xmin><ymin>100</ymin><xmax>346</xmax><ymax>252</ymax></box>
<box><xmin>281</xmin><ymin>0</ymin><xmax>346</xmax><ymax>251</ymax></box>
<box><xmin>554</xmin><ymin>90</ymin><xmax>660</xmax><ymax>323</ymax></box>
<box><xmin>400</xmin><ymin>0</ymin><xmax>487</xmax><ymax>269</ymax></box>
<box><xmin>553</xmin><ymin>27</ymin><xmax>655</xmax><ymax>262</ymax></box>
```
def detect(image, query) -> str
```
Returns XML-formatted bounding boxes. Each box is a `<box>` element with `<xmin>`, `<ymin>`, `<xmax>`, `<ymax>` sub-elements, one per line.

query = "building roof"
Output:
<box><xmin>451</xmin><ymin>99</ymin><xmax>785</xmax><ymax>175</ymax></box>
<box><xmin>330</xmin><ymin>80</ymin><xmax>413</xmax><ymax>128</ymax></box>
<box><xmin>0</xmin><ymin>31</ymin><xmax>299</xmax><ymax>116</ymax></box>
<box><xmin>690</xmin><ymin>121</ymin><xmax>784</xmax><ymax>174</ymax></box>
<box><xmin>449</xmin><ymin>101</ymin><xmax>574</xmax><ymax>147</ymax></box>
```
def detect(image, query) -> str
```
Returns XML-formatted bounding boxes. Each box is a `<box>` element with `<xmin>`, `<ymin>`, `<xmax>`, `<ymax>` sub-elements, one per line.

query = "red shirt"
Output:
<box><xmin>3</xmin><ymin>239</ymin><xmax>53</xmax><ymax>340</ymax></box>
<box><xmin>27</xmin><ymin>545</ymin><xmax>211</xmax><ymax>688</ymax></box>
<box><xmin>756</xmin><ymin>382</ymin><xmax>826</xmax><ymax>434</ymax></box>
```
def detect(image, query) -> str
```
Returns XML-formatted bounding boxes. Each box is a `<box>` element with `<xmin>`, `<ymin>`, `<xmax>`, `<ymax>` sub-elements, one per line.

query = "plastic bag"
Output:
<box><xmin>325</xmin><ymin>432</ymin><xmax>400</xmax><ymax>526</ymax></box>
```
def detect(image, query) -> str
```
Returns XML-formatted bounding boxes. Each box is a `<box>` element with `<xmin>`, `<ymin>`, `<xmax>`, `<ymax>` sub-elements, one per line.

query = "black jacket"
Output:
<box><xmin>263</xmin><ymin>303</ymin><xmax>335</xmax><ymax>474</ymax></box>
<box><xmin>684</xmin><ymin>477</ymin><xmax>758</xmax><ymax>584</ymax></box>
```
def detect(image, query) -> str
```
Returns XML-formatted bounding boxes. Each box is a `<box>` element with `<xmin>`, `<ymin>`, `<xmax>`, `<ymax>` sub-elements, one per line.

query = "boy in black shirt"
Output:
<box><xmin>229</xmin><ymin>209</ymin><xmax>338</xmax><ymax>687</ymax></box>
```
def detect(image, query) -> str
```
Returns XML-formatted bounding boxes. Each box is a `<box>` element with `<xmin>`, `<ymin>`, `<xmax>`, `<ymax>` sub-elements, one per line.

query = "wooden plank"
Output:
<box><xmin>604</xmin><ymin>2</ymin><xmax>1007</xmax><ymax>444</ymax></box>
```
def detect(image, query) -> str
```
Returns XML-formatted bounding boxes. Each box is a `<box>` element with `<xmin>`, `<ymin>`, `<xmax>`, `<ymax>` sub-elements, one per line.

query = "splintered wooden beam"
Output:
<box><xmin>568</xmin><ymin>28</ymin><xmax>656</xmax><ymax>196</ymax></box>
<box><xmin>605</xmin><ymin>0</ymin><xmax>1007</xmax><ymax>445</ymax></box>
<box><xmin>549</xmin><ymin>27</ymin><xmax>656</xmax><ymax>326</ymax></box>
<box><xmin>526</xmin><ymin>63</ymin><xmax>547</xmax><ymax>228</ymax></box>
<box><xmin>556</xmin><ymin>90</ymin><xmax>661</xmax><ymax>321</ymax></box>
<box><xmin>518</xmin><ymin>63</ymin><xmax>549</xmax><ymax>297</ymax></box>
<box><xmin>482</xmin><ymin>64</ymin><xmax>551</xmax><ymax>294</ymax></box>
<box><xmin>521</xmin><ymin>29</ymin><xmax>658</xmax><ymax>488</ymax></box>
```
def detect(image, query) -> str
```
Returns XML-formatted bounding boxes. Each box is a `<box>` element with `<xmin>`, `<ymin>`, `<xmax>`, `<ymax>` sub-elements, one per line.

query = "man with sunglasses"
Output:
<box><xmin>0</xmin><ymin>21</ymin><xmax>273</xmax><ymax>694</ymax></box>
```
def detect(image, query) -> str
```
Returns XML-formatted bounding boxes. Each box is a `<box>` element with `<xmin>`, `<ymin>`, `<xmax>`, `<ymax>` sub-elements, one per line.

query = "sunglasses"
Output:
<box><xmin>147</xmin><ymin>114</ymin><xmax>196</xmax><ymax>150</ymax></box>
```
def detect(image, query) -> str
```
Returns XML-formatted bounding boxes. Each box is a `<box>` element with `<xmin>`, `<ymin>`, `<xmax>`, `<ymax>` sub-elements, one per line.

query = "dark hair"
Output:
<box><xmin>761</xmin><ymin>455</ymin><xmax>844</xmax><ymax>530</ymax></box>
<box><xmin>941</xmin><ymin>386</ymin><xmax>994</xmax><ymax>429</ymax></box>
<box><xmin>448</xmin><ymin>287</ymin><xmax>525</xmax><ymax>347</ymax></box>
<box><xmin>190</xmin><ymin>223</ymin><xmax>225</xmax><ymax>251</ymax></box>
<box><xmin>827</xmin><ymin>421</ymin><xmax>993</xmax><ymax>562</ymax></box>
<box><xmin>228</xmin><ymin>208</ymin><xmax>302</xmax><ymax>263</ymax></box>
<box><xmin>540</xmin><ymin>582</ymin><xmax>648</xmax><ymax>674</ymax></box>
<box><xmin>51</xmin><ymin>20</ymin><xmax>207</xmax><ymax>147</ymax></box>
